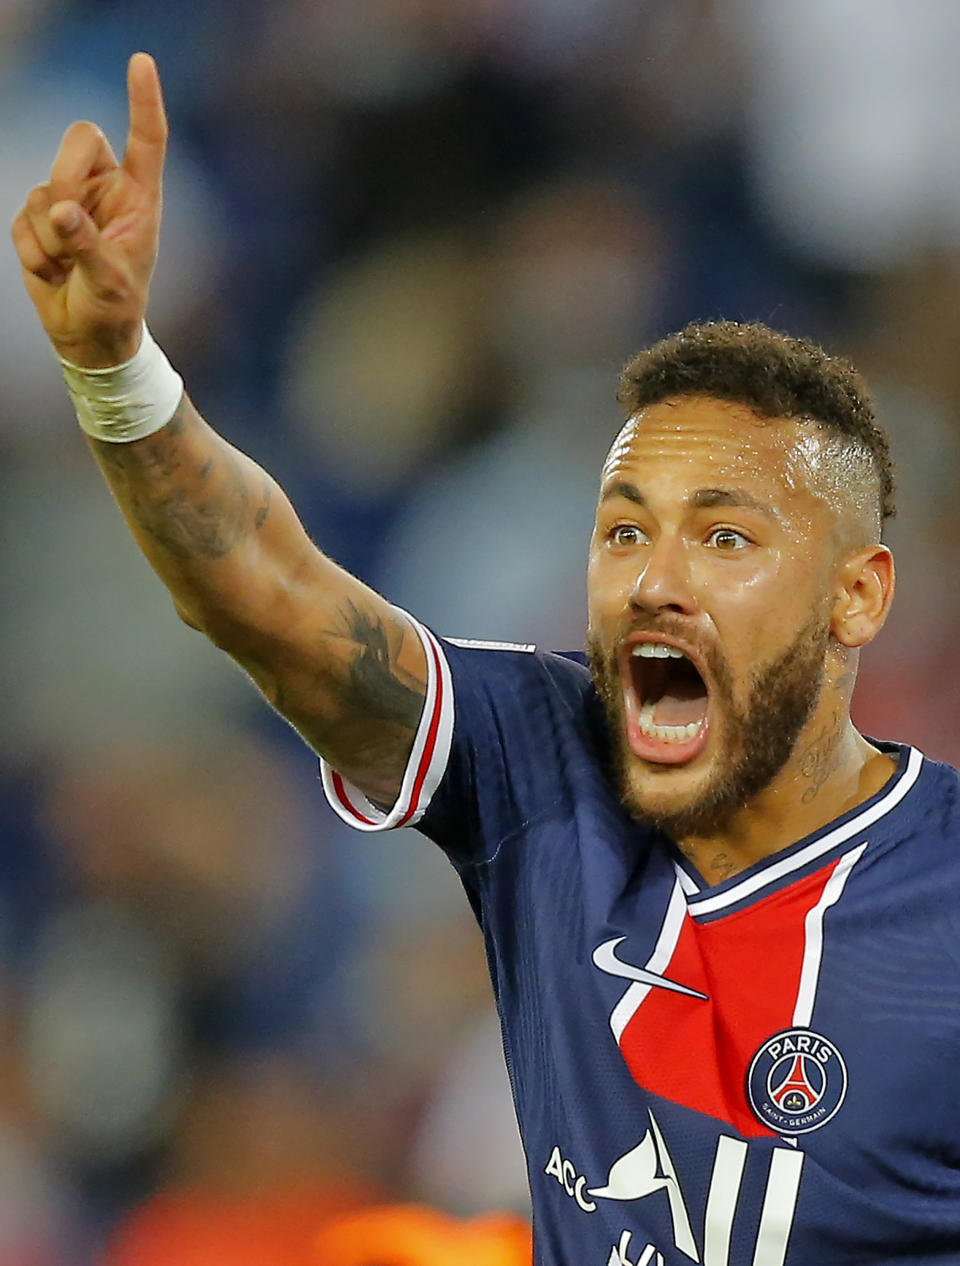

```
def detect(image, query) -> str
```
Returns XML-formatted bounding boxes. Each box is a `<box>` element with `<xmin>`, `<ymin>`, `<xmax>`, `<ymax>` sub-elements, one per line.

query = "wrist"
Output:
<box><xmin>52</xmin><ymin>319</ymin><xmax>144</xmax><ymax>369</ymax></box>
<box><xmin>59</xmin><ymin>321</ymin><xmax>184</xmax><ymax>443</ymax></box>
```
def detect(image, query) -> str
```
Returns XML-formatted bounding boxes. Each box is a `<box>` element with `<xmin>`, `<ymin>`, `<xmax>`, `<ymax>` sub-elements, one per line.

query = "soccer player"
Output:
<box><xmin>14</xmin><ymin>54</ymin><xmax>960</xmax><ymax>1266</ymax></box>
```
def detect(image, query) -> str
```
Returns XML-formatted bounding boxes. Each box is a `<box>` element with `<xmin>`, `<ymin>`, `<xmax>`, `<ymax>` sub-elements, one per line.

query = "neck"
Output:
<box><xmin>675</xmin><ymin>715</ymin><xmax>897</xmax><ymax>887</ymax></box>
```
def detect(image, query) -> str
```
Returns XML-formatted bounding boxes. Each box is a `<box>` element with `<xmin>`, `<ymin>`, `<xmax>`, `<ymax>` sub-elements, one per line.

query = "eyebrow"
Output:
<box><xmin>599</xmin><ymin>480</ymin><xmax>782</xmax><ymax>522</ymax></box>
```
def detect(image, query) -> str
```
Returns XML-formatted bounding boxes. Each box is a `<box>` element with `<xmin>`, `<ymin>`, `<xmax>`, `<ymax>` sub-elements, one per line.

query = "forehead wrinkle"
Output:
<box><xmin>604</xmin><ymin>405</ymin><xmax>776</xmax><ymax>481</ymax></box>
<box><xmin>603</xmin><ymin>404</ymin><xmax>847</xmax><ymax>535</ymax></box>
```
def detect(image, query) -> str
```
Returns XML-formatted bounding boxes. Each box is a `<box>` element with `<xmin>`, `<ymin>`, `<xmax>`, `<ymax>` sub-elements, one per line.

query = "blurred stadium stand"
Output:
<box><xmin>1</xmin><ymin>1</ymin><xmax>959</xmax><ymax>1259</ymax></box>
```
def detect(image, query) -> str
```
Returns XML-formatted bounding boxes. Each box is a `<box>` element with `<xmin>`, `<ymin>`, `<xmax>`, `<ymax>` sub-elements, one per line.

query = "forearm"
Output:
<box><xmin>87</xmin><ymin>390</ymin><xmax>428</xmax><ymax>799</ymax></box>
<box><xmin>88</xmin><ymin>390</ymin><xmax>310</xmax><ymax>643</ymax></box>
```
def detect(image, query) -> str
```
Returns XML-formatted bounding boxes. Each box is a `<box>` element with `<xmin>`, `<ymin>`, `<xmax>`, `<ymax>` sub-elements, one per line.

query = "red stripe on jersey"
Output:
<box><xmin>618</xmin><ymin>857</ymin><xmax>843</xmax><ymax>1137</ymax></box>
<box><xmin>330</xmin><ymin>771</ymin><xmax>376</xmax><ymax>825</ymax></box>
<box><xmin>397</xmin><ymin>630</ymin><xmax>445</xmax><ymax>827</ymax></box>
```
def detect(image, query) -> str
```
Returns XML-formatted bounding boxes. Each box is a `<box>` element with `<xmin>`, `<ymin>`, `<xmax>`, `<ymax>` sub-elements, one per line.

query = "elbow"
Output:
<box><xmin>175</xmin><ymin>598</ymin><xmax>284</xmax><ymax>708</ymax></box>
<box><xmin>173</xmin><ymin>599</ymin><xmax>205</xmax><ymax>633</ymax></box>
<box><xmin>172</xmin><ymin>598</ymin><xmax>240</xmax><ymax>647</ymax></box>
<box><xmin>171</xmin><ymin>588</ymin><xmax>249</xmax><ymax>644</ymax></box>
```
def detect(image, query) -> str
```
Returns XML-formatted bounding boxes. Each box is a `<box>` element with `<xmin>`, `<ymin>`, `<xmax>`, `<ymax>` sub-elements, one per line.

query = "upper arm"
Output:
<box><xmin>224</xmin><ymin>551</ymin><xmax>428</xmax><ymax>807</ymax></box>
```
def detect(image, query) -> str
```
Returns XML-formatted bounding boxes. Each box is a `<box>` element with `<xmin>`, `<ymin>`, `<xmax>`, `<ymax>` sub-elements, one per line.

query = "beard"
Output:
<box><xmin>587</xmin><ymin>607</ymin><xmax>832</xmax><ymax>841</ymax></box>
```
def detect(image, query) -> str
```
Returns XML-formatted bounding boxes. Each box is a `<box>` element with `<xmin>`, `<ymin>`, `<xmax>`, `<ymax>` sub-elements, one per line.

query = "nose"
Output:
<box><xmin>629</xmin><ymin>535</ymin><xmax>697</xmax><ymax>617</ymax></box>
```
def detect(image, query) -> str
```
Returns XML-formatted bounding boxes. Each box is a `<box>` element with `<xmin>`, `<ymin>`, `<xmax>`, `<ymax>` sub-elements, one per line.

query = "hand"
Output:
<box><xmin>10</xmin><ymin>52</ymin><xmax>168</xmax><ymax>367</ymax></box>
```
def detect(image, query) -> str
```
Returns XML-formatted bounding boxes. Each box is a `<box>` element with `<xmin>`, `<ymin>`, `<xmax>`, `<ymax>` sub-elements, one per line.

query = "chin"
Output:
<box><xmin>620</xmin><ymin>752</ymin><xmax>727</xmax><ymax>837</ymax></box>
<box><xmin>616</xmin><ymin>720</ymin><xmax>759</xmax><ymax>840</ymax></box>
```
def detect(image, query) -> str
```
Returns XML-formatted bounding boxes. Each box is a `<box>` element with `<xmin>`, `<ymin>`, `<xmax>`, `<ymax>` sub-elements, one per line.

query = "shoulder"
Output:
<box><xmin>440</xmin><ymin>636</ymin><xmax>592</xmax><ymax>692</ymax></box>
<box><xmin>438</xmin><ymin>637</ymin><xmax>600</xmax><ymax>732</ymax></box>
<box><xmin>889</xmin><ymin>742</ymin><xmax>960</xmax><ymax>807</ymax></box>
<box><xmin>911</xmin><ymin>747</ymin><xmax>960</xmax><ymax>828</ymax></box>
<box><xmin>421</xmin><ymin>634</ymin><xmax>612</xmax><ymax>846</ymax></box>
<box><xmin>868</xmin><ymin>740</ymin><xmax>960</xmax><ymax>870</ymax></box>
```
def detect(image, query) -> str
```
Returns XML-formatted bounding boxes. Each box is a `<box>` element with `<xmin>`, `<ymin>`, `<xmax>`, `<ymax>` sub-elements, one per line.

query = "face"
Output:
<box><xmin>587</xmin><ymin>396</ymin><xmax>842</xmax><ymax>839</ymax></box>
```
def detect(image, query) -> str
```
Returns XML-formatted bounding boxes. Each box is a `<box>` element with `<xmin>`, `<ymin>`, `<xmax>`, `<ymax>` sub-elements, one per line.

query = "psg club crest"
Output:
<box><xmin>747</xmin><ymin>1028</ymin><xmax>848</xmax><ymax>1136</ymax></box>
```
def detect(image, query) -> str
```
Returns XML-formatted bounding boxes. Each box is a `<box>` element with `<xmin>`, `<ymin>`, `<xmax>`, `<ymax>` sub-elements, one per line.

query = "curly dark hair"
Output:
<box><xmin>618</xmin><ymin>320</ymin><xmax>895</xmax><ymax>526</ymax></box>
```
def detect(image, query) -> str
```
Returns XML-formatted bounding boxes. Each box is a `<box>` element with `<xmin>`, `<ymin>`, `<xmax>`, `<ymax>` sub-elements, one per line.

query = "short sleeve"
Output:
<box><xmin>319</xmin><ymin>610</ymin><xmax>599</xmax><ymax>867</ymax></box>
<box><xmin>319</xmin><ymin>614</ymin><xmax>455</xmax><ymax>831</ymax></box>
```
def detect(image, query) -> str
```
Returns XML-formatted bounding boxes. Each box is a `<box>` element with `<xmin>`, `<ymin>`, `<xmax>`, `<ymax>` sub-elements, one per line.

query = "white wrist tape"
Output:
<box><xmin>59</xmin><ymin>322</ymin><xmax>184</xmax><ymax>443</ymax></box>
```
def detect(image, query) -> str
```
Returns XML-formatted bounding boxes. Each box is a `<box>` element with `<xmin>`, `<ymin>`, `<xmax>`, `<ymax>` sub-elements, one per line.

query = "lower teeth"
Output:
<box><xmin>638</xmin><ymin>702</ymin><xmax>702</xmax><ymax>744</ymax></box>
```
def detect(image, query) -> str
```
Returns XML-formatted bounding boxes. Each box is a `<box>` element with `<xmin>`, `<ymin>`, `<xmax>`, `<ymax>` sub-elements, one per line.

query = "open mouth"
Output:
<box><xmin>620</xmin><ymin>639</ymin><xmax>711</xmax><ymax>765</ymax></box>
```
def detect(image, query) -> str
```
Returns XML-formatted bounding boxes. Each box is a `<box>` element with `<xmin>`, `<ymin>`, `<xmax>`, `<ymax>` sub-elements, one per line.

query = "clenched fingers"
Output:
<box><xmin>49</xmin><ymin>120</ymin><xmax>118</xmax><ymax>207</ymax></box>
<box><xmin>23</xmin><ymin>186</ymin><xmax>72</xmax><ymax>264</ymax></box>
<box><xmin>10</xmin><ymin>206</ymin><xmax>67</xmax><ymax>286</ymax></box>
<box><xmin>22</xmin><ymin>185</ymin><xmax>127</xmax><ymax>299</ymax></box>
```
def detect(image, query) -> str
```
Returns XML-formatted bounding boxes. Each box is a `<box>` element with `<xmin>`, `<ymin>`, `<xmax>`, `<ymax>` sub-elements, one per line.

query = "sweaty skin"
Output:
<box><xmin>587</xmin><ymin>396</ymin><xmax>896</xmax><ymax>885</ymax></box>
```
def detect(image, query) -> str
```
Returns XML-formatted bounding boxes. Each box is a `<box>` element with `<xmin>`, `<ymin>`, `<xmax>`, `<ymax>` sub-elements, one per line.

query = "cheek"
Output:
<box><xmin>705</xmin><ymin>551</ymin><xmax>824</xmax><ymax>661</ymax></box>
<box><xmin>586</xmin><ymin>553</ymin><xmax>630</xmax><ymax>627</ymax></box>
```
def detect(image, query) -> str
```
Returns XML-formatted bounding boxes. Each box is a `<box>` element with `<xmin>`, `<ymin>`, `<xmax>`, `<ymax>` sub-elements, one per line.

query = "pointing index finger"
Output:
<box><xmin>122</xmin><ymin>52</ymin><xmax>168</xmax><ymax>194</ymax></box>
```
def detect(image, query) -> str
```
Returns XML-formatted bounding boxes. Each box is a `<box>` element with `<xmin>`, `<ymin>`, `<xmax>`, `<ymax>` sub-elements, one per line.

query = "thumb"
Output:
<box><xmin>48</xmin><ymin>199</ymin><xmax>123</xmax><ymax>294</ymax></box>
<box><xmin>50</xmin><ymin>198</ymin><xmax>100</xmax><ymax>259</ymax></box>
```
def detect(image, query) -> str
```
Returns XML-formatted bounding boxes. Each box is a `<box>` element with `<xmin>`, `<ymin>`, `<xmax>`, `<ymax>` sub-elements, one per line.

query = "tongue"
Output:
<box><xmin>652</xmin><ymin>692</ymin><xmax>709</xmax><ymax>727</ymax></box>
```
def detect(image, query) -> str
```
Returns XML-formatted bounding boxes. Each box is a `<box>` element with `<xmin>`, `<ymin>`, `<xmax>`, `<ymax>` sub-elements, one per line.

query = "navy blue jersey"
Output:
<box><xmin>321</xmin><ymin>616</ymin><xmax>960</xmax><ymax>1266</ymax></box>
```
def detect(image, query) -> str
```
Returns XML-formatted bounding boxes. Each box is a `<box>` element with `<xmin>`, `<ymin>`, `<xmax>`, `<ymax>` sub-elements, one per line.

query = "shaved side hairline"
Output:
<box><xmin>800</xmin><ymin>422</ymin><xmax>885</xmax><ymax>553</ymax></box>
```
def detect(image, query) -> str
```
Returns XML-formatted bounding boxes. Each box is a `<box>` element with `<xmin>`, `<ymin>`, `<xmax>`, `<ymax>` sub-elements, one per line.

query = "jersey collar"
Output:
<box><xmin>670</xmin><ymin>742</ymin><xmax>923</xmax><ymax>921</ymax></box>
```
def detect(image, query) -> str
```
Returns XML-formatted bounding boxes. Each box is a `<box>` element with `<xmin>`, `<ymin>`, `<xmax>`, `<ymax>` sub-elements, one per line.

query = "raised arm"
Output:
<box><xmin>10</xmin><ymin>53</ymin><xmax>427</xmax><ymax>805</ymax></box>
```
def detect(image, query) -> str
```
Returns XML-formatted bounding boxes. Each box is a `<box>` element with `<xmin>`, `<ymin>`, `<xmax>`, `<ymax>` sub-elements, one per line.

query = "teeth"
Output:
<box><xmin>632</xmin><ymin>643</ymin><xmax>686</xmax><ymax>659</ymax></box>
<box><xmin>637</xmin><ymin>702</ymin><xmax>703</xmax><ymax>744</ymax></box>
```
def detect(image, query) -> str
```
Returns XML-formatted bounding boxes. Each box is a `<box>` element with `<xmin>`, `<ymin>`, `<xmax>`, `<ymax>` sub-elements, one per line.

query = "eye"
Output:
<box><xmin>706</xmin><ymin>527</ymin><xmax>750</xmax><ymax>552</ymax></box>
<box><xmin>608</xmin><ymin>523</ymin><xmax>648</xmax><ymax>547</ymax></box>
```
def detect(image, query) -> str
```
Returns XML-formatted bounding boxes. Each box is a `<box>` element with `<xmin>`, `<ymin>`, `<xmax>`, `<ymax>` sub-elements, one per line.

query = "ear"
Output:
<box><xmin>831</xmin><ymin>545</ymin><xmax>895</xmax><ymax>648</ymax></box>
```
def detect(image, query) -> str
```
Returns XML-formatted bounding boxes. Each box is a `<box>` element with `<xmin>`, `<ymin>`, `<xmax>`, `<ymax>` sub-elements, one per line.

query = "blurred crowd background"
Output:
<box><xmin>2</xmin><ymin>1</ymin><xmax>960</xmax><ymax>1261</ymax></box>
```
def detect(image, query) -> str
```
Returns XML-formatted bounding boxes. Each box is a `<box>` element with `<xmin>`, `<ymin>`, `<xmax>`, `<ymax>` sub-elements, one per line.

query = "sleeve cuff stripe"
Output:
<box><xmin>329</xmin><ymin>770</ymin><xmax>376</xmax><ymax>825</ymax></box>
<box><xmin>319</xmin><ymin>613</ymin><xmax>454</xmax><ymax>832</ymax></box>
<box><xmin>396</xmin><ymin>625</ymin><xmax>445</xmax><ymax>827</ymax></box>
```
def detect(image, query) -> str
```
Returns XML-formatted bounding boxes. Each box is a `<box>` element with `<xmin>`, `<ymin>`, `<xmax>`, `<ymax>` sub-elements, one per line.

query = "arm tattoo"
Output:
<box><xmin>96</xmin><ymin>403</ymin><xmax>422</xmax><ymax>793</ymax></box>
<box><xmin>94</xmin><ymin>398</ymin><xmax>253</xmax><ymax>560</ymax></box>
<box><xmin>307</xmin><ymin>601</ymin><xmax>427</xmax><ymax>784</ymax></box>
<box><xmin>336</xmin><ymin>600</ymin><xmax>425</xmax><ymax>732</ymax></box>
<box><xmin>96</xmin><ymin>405</ymin><xmax>186</xmax><ymax>479</ymax></box>
<box><xmin>127</xmin><ymin>473</ymin><xmax>249</xmax><ymax>559</ymax></box>
<box><xmin>254</xmin><ymin>473</ymin><xmax>272</xmax><ymax>530</ymax></box>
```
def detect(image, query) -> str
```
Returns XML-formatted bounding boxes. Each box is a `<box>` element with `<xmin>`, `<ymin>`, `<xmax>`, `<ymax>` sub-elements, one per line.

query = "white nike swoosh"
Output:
<box><xmin>592</xmin><ymin>937</ymin><xmax>708</xmax><ymax>1000</ymax></box>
